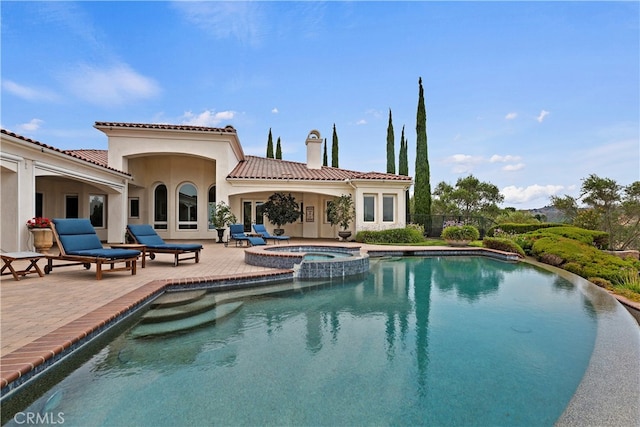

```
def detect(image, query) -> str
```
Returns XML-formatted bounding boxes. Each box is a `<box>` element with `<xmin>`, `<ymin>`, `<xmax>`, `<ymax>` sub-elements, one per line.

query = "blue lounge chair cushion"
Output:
<box><xmin>67</xmin><ymin>248</ymin><xmax>141</xmax><ymax>259</ymax></box>
<box><xmin>127</xmin><ymin>224</ymin><xmax>203</xmax><ymax>250</ymax></box>
<box><xmin>52</xmin><ymin>219</ymin><xmax>140</xmax><ymax>258</ymax></box>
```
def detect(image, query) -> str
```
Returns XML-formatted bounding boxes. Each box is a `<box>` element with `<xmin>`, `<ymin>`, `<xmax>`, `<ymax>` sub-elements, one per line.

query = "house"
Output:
<box><xmin>1</xmin><ymin>123</ymin><xmax>413</xmax><ymax>251</ymax></box>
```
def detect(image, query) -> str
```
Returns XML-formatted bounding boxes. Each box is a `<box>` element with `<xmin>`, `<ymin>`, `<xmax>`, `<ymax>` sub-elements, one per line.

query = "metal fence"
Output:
<box><xmin>408</xmin><ymin>214</ymin><xmax>496</xmax><ymax>239</ymax></box>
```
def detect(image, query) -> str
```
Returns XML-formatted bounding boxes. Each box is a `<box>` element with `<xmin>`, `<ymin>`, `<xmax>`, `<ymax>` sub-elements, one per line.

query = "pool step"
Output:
<box><xmin>131</xmin><ymin>301</ymin><xmax>244</xmax><ymax>338</ymax></box>
<box><xmin>141</xmin><ymin>294</ymin><xmax>219</xmax><ymax>323</ymax></box>
<box><xmin>150</xmin><ymin>290</ymin><xmax>207</xmax><ymax>308</ymax></box>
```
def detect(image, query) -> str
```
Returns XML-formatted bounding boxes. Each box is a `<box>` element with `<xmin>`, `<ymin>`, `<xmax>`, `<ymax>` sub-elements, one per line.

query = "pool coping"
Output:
<box><xmin>1</xmin><ymin>248</ymin><xmax>638</xmax><ymax>427</ymax></box>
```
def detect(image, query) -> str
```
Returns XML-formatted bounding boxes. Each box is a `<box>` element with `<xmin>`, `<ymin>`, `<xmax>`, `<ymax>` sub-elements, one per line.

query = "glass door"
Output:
<box><xmin>242</xmin><ymin>200</ymin><xmax>265</xmax><ymax>232</ymax></box>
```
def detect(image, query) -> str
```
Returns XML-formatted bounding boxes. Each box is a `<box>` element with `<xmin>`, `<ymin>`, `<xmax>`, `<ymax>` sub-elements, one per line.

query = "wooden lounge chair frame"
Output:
<box><xmin>126</xmin><ymin>224</ymin><xmax>202</xmax><ymax>267</ymax></box>
<box><xmin>45</xmin><ymin>219</ymin><xmax>140</xmax><ymax>280</ymax></box>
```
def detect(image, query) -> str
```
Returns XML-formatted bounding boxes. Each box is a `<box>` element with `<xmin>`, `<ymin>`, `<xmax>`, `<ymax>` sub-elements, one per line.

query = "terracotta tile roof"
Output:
<box><xmin>67</xmin><ymin>149</ymin><xmax>108</xmax><ymax>166</ymax></box>
<box><xmin>228</xmin><ymin>156</ymin><xmax>413</xmax><ymax>182</ymax></box>
<box><xmin>94</xmin><ymin>122</ymin><xmax>237</xmax><ymax>134</ymax></box>
<box><xmin>1</xmin><ymin>129</ymin><xmax>129</xmax><ymax>175</ymax></box>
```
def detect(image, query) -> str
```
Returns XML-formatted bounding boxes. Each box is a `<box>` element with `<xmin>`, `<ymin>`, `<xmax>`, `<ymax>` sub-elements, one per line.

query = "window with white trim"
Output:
<box><xmin>178</xmin><ymin>183</ymin><xmax>198</xmax><ymax>230</ymax></box>
<box><xmin>363</xmin><ymin>194</ymin><xmax>376</xmax><ymax>222</ymax></box>
<box><xmin>383</xmin><ymin>195</ymin><xmax>395</xmax><ymax>222</ymax></box>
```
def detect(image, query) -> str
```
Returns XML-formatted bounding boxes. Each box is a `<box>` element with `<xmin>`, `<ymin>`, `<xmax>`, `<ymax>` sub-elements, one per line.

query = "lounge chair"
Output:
<box><xmin>46</xmin><ymin>218</ymin><xmax>140</xmax><ymax>280</ymax></box>
<box><xmin>126</xmin><ymin>224</ymin><xmax>203</xmax><ymax>267</ymax></box>
<box><xmin>252</xmin><ymin>224</ymin><xmax>290</xmax><ymax>245</ymax></box>
<box><xmin>227</xmin><ymin>224</ymin><xmax>266</xmax><ymax>247</ymax></box>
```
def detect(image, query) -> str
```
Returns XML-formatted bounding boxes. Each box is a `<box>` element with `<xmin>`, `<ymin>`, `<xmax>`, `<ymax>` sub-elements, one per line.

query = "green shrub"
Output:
<box><xmin>487</xmin><ymin>222</ymin><xmax>562</xmax><ymax>237</ymax></box>
<box><xmin>482</xmin><ymin>237</ymin><xmax>525</xmax><ymax>257</ymax></box>
<box><xmin>355</xmin><ymin>227</ymin><xmax>425</xmax><ymax>244</ymax></box>
<box><xmin>528</xmin><ymin>226</ymin><xmax>609</xmax><ymax>249</ymax></box>
<box><xmin>531</xmin><ymin>235</ymin><xmax>638</xmax><ymax>283</ymax></box>
<box><xmin>441</xmin><ymin>225</ymin><xmax>480</xmax><ymax>241</ymax></box>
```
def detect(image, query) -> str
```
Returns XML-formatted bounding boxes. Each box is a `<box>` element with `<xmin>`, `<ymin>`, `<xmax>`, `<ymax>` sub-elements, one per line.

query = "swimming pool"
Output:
<box><xmin>2</xmin><ymin>256</ymin><xmax>639</xmax><ymax>426</ymax></box>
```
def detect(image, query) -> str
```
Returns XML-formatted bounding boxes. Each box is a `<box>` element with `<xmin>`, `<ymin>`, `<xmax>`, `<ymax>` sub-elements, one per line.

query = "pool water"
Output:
<box><xmin>7</xmin><ymin>257</ymin><xmax>597</xmax><ymax>426</ymax></box>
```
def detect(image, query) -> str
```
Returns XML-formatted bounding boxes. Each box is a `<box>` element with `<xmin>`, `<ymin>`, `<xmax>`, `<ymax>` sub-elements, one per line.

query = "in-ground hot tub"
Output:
<box><xmin>244</xmin><ymin>245</ymin><xmax>369</xmax><ymax>280</ymax></box>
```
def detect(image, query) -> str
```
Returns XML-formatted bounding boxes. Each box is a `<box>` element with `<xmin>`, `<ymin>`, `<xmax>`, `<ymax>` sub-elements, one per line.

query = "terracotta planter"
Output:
<box><xmin>31</xmin><ymin>228</ymin><xmax>54</xmax><ymax>254</ymax></box>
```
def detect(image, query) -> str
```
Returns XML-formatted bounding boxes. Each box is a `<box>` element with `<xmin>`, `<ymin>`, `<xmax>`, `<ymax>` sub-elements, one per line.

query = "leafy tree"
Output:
<box><xmin>552</xmin><ymin>175</ymin><xmax>640</xmax><ymax>250</ymax></box>
<box><xmin>386</xmin><ymin>109</ymin><xmax>395</xmax><ymax>174</ymax></box>
<box><xmin>275</xmin><ymin>137</ymin><xmax>282</xmax><ymax>159</ymax></box>
<box><xmin>266</xmin><ymin>128</ymin><xmax>274</xmax><ymax>158</ymax></box>
<box><xmin>262</xmin><ymin>192</ymin><xmax>301</xmax><ymax>229</ymax></box>
<box><xmin>323</xmin><ymin>138</ymin><xmax>328</xmax><ymax>166</ymax></box>
<box><xmin>331</xmin><ymin>124</ymin><xmax>339</xmax><ymax>167</ymax></box>
<box><xmin>579</xmin><ymin>174</ymin><xmax>640</xmax><ymax>249</ymax></box>
<box><xmin>432</xmin><ymin>175</ymin><xmax>504</xmax><ymax>219</ymax></box>
<box><xmin>550</xmin><ymin>194</ymin><xmax>579</xmax><ymax>223</ymax></box>
<box><xmin>414</xmin><ymin>77</ymin><xmax>432</xmax><ymax>229</ymax></box>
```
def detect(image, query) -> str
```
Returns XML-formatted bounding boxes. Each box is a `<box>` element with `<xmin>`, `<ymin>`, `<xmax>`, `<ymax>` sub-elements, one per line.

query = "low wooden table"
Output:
<box><xmin>109</xmin><ymin>243</ymin><xmax>147</xmax><ymax>268</ymax></box>
<box><xmin>1</xmin><ymin>251</ymin><xmax>46</xmax><ymax>281</ymax></box>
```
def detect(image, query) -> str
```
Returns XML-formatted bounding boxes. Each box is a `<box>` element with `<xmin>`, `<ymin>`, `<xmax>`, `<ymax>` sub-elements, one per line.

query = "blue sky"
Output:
<box><xmin>2</xmin><ymin>1</ymin><xmax>638</xmax><ymax>210</ymax></box>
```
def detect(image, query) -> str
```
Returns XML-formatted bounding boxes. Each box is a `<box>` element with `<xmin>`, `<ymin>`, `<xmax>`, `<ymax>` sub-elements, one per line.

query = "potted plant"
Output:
<box><xmin>441</xmin><ymin>224</ymin><xmax>480</xmax><ymax>247</ymax></box>
<box><xmin>327</xmin><ymin>194</ymin><xmax>355</xmax><ymax>240</ymax></box>
<box><xmin>210</xmin><ymin>202</ymin><xmax>237</xmax><ymax>243</ymax></box>
<box><xmin>26</xmin><ymin>217</ymin><xmax>54</xmax><ymax>253</ymax></box>
<box><xmin>261</xmin><ymin>192</ymin><xmax>301</xmax><ymax>235</ymax></box>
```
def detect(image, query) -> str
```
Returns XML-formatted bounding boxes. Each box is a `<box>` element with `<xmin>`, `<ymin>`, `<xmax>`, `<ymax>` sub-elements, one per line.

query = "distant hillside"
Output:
<box><xmin>527</xmin><ymin>206</ymin><xmax>566</xmax><ymax>223</ymax></box>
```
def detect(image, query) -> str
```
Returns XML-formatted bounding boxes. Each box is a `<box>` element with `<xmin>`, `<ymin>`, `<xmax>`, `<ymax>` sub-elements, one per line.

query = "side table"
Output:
<box><xmin>110</xmin><ymin>243</ymin><xmax>147</xmax><ymax>268</ymax></box>
<box><xmin>1</xmin><ymin>251</ymin><xmax>46</xmax><ymax>281</ymax></box>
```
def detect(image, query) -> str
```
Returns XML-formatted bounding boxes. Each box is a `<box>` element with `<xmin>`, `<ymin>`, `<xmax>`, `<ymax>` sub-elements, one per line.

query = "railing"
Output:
<box><xmin>407</xmin><ymin>214</ymin><xmax>497</xmax><ymax>238</ymax></box>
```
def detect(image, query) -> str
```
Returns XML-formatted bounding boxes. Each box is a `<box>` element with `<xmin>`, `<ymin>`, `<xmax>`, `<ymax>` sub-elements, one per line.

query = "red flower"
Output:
<box><xmin>26</xmin><ymin>217</ymin><xmax>52</xmax><ymax>229</ymax></box>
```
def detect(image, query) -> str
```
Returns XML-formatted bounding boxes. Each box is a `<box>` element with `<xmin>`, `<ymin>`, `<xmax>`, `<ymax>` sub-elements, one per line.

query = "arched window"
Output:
<box><xmin>178</xmin><ymin>183</ymin><xmax>197</xmax><ymax>230</ymax></box>
<box><xmin>154</xmin><ymin>184</ymin><xmax>168</xmax><ymax>230</ymax></box>
<box><xmin>208</xmin><ymin>186</ymin><xmax>216</xmax><ymax>229</ymax></box>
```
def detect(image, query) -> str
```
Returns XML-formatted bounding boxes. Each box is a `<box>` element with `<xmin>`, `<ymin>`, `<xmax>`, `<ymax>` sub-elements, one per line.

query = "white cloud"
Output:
<box><xmin>63</xmin><ymin>63</ymin><xmax>160</xmax><ymax>107</ymax></box>
<box><xmin>490</xmin><ymin>154</ymin><xmax>522</xmax><ymax>163</ymax></box>
<box><xmin>2</xmin><ymin>80</ymin><xmax>59</xmax><ymax>102</ymax></box>
<box><xmin>356</xmin><ymin>119</ymin><xmax>367</xmax><ymax>125</ymax></box>
<box><xmin>444</xmin><ymin>154</ymin><xmax>483</xmax><ymax>174</ymax></box>
<box><xmin>271</xmin><ymin>108</ymin><xmax>279</xmax><ymax>114</ymax></box>
<box><xmin>505</xmin><ymin>112</ymin><xmax>517</xmax><ymax>120</ymax></box>
<box><xmin>18</xmin><ymin>119</ymin><xmax>44</xmax><ymax>132</ymax></box>
<box><xmin>502</xmin><ymin>163</ymin><xmax>525</xmax><ymax>171</ymax></box>
<box><xmin>181</xmin><ymin>109</ymin><xmax>236</xmax><ymax>127</ymax></box>
<box><xmin>501</xmin><ymin>184</ymin><xmax>564</xmax><ymax>205</ymax></box>
<box><xmin>537</xmin><ymin>110</ymin><xmax>550</xmax><ymax>123</ymax></box>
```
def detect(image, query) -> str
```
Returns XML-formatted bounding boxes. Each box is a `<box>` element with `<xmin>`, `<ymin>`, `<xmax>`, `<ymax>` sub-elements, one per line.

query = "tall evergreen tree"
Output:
<box><xmin>399</xmin><ymin>125</ymin><xmax>410</xmax><ymax>223</ymax></box>
<box><xmin>266</xmin><ymin>128</ymin><xmax>274</xmax><ymax>158</ymax></box>
<box><xmin>323</xmin><ymin>138</ymin><xmax>328</xmax><ymax>166</ymax></box>
<box><xmin>414</xmin><ymin>77</ymin><xmax>432</xmax><ymax>231</ymax></box>
<box><xmin>386</xmin><ymin>109</ymin><xmax>395</xmax><ymax>174</ymax></box>
<box><xmin>399</xmin><ymin>125</ymin><xmax>408</xmax><ymax>176</ymax></box>
<box><xmin>331</xmin><ymin>124</ymin><xmax>339</xmax><ymax>168</ymax></box>
<box><xmin>275</xmin><ymin>137</ymin><xmax>282</xmax><ymax>159</ymax></box>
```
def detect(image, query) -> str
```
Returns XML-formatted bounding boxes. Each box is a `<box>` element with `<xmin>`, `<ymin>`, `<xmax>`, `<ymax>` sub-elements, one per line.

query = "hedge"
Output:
<box><xmin>487</xmin><ymin>222</ymin><xmax>562</xmax><ymax>237</ymax></box>
<box><xmin>482</xmin><ymin>237</ymin><xmax>525</xmax><ymax>258</ymax></box>
<box><xmin>355</xmin><ymin>227</ymin><xmax>425</xmax><ymax>244</ymax></box>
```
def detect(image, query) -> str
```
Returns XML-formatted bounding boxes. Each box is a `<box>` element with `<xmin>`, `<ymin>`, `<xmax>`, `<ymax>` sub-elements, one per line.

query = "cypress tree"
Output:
<box><xmin>399</xmin><ymin>125</ymin><xmax>408</xmax><ymax>176</ymax></box>
<box><xmin>399</xmin><ymin>125</ymin><xmax>410</xmax><ymax>223</ymax></box>
<box><xmin>386</xmin><ymin>109</ymin><xmax>395</xmax><ymax>174</ymax></box>
<box><xmin>331</xmin><ymin>124</ymin><xmax>339</xmax><ymax>168</ymax></box>
<box><xmin>266</xmin><ymin>128</ymin><xmax>274</xmax><ymax>158</ymax></box>
<box><xmin>275</xmin><ymin>137</ymin><xmax>282</xmax><ymax>159</ymax></box>
<box><xmin>323</xmin><ymin>138</ymin><xmax>328</xmax><ymax>166</ymax></box>
<box><xmin>414</xmin><ymin>77</ymin><xmax>432</xmax><ymax>231</ymax></box>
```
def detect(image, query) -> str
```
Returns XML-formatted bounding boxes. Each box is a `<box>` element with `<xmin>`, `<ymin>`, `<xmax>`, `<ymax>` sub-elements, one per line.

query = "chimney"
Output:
<box><xmin>306</xmin><ymin>130</ymin><xmax>322</xmax><ymax>169</ymax></box>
